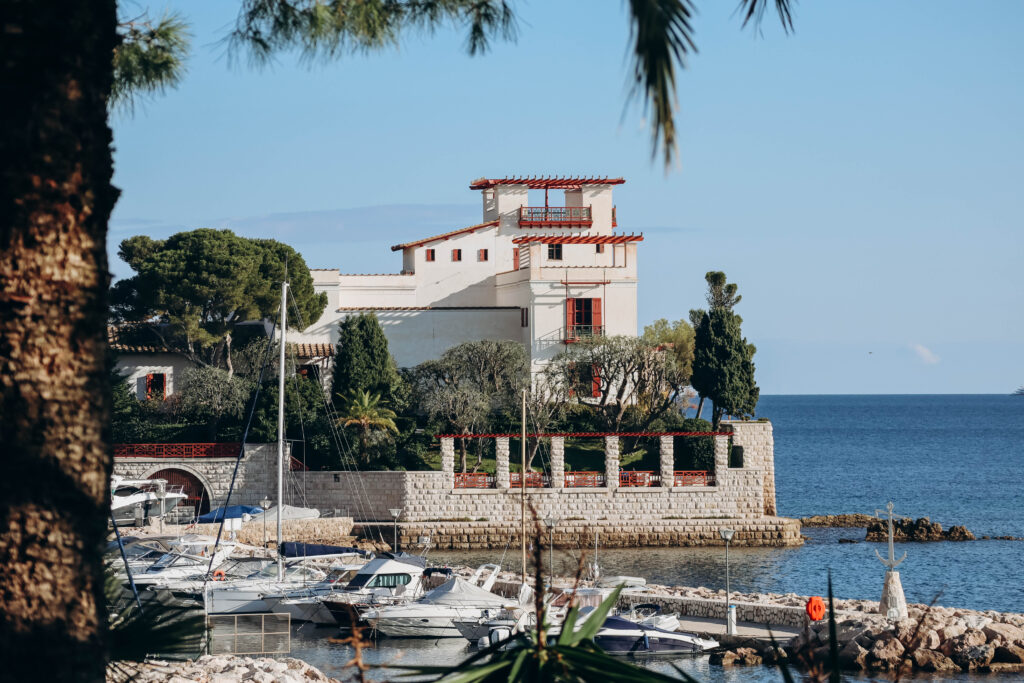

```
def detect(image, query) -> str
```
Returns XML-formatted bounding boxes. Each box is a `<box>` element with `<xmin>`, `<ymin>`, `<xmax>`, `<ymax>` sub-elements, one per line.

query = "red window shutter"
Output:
<box><xmin>566</xmin><ymin>298</ymin><xmax>576</xmax><ymax>337</ymax></box>
<box><xmin>513</xmin><ymin>248</ymin><xmax>519</xmax><ymax>270</ymax></box>
<box><xmin>591</xmin><ymin>365</ymin><xmax>601</xmax><ymax>398</ymax></box>
<box><xmin>592</xmin><ymin>298</ymin><xmax>602</xmax><ymax>332</ymax></box>
<box><xmin>145</xmin><ymin>373</ymin><xmax>154</xmax><ymax>399</ymax></box>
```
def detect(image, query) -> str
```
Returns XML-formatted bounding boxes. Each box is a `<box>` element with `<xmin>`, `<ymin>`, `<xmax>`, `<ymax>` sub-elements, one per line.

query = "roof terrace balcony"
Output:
<box><xmin>519</xmin><ymin>206</ymin><xmax>592</xmax><ymax>227</ymax></box>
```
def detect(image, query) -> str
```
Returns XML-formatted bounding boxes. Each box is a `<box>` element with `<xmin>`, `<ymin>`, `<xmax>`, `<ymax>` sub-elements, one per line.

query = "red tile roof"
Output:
<box><xmin>512</xmin><ymin>233</ymin><xmax>644</xmax><ymax>244</ymax></box>
<box><xmin>338</xmin><ymin>306</ymin><xmax>519</xmax><ymax>311</ymax></box>
<box><xmin>108</xmin><ymin>325</ymin><xmax>178</xmax><ymax>354</ymax></box>
<box><xmin>390</xmin><ymin>220</ymin><xmax>499</xmax><ymax>252</ymax></box>
<box><xmin>470</xmin><ymin>176</ymin><xmax>626</xmax><ymax>190</ymax></box>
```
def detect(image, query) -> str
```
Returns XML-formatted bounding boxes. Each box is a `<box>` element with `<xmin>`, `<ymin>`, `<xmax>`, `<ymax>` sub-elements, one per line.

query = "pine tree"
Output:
<box><xmin>690</xmin><ymin>309</ymin><xmax>760</xmax><ymax>431</ymax></box>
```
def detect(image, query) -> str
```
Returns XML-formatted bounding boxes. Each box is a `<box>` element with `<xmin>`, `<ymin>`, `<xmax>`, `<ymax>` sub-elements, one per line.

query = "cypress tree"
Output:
<box><xmin>331</xmin><ymin>313</ymin><xmax>398</xmax><ymax>407</ymax></box>
<box><xmin>690</xmin><ymin>309</ymin><xmax>759</xmax><ymax>430</ymax></box>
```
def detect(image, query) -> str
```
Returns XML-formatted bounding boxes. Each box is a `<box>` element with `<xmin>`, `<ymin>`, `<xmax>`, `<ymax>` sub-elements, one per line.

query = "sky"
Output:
<box><xmin>110</xmin><ymin>1</ymin><xmax>1024</xmax><ymax>395</ymax></box>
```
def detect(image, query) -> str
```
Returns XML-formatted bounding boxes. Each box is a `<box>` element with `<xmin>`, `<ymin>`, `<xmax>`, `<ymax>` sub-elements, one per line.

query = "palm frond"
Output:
<box><xmin>737</xmin><ymin>0</ymin><xmax>794</xmax><ymax>33</ymax></box>
<box><xmin>626</xmin><ymin>0</ymin><xmax>697</xmax><ymax>168</ymax></box>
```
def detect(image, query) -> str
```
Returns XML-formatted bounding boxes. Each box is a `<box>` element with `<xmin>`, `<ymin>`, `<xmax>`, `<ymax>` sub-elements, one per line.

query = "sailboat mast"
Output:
<box><xmin>520</xmin><ymin>388</ymin><xmax>527</xmax><ymax>585</ymax></box>
<box><xmin>277</xmin><ymin>281</ymin><xmax>288</xmax><ymax>581</ymax></box>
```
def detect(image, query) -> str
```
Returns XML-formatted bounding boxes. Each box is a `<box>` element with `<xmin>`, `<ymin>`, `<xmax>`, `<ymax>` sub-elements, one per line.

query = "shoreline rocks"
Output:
<box><xmin>865</xmin><ymin>517</ymin><xmax>976</xmax><ymax>542</ymax></box>
<box><xmin>108</xmin><ymin>655</ymin><xmax>340</xmax><ymax>683</ymax></box>
<box><xmin>800</xmin><ymin>513</ymin><xmax>882</xmax><ymax>528</ymax></box>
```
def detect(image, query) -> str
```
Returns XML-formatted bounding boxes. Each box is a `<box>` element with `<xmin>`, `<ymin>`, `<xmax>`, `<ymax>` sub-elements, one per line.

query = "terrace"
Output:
<box><xmin>518</xmin><ymin>206</ymin><xmax>592</xmax><ymax>227</ymax></box>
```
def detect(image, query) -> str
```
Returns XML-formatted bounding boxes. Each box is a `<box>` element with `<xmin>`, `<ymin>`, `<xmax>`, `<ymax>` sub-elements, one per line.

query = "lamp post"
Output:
<box><xmin>543</xmin><ymin>516</ymin><xmax>560</xmax><ymax>582</ymax></box>
<box><xmin>719</xmin><ymin>527</ymin><xmax>735</xmax><ymax>635</ymax></box>
<box><xmin>260</xmin><ymin>496</ymin><xmax>272</xmax><ymax>548</ymax></box>
<box><xmin>389</xmin><ymin>508</ymin><xmax>403</xmax><ymax>554</ymax></box>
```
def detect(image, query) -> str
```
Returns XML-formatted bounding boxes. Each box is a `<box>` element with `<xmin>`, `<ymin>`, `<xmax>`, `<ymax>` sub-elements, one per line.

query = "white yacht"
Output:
<box><xmin>364</xmin><ymin>565</ymin><xmax>519</xmax><ymax>638</ymax></box>
<box><xmin>110</xmin><ymin>475</ymin><xmax>187</xmax><ymax>525</ymax></box>
<box><xmin>320</xmin><ymin>554</ymin><xmax>430</xmax><ymax>627</ymax></box>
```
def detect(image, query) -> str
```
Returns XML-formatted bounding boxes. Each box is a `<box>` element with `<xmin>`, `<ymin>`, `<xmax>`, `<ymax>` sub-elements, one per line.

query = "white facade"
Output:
<box><xmin>295</xmin><ymin>176</ymin><xmax>641</xmax><ymax>370</ymax></box>
<box><xmin>115</xmin><ymin>352</ymin><xmax>194</xmax><ymax>400</ymax></box>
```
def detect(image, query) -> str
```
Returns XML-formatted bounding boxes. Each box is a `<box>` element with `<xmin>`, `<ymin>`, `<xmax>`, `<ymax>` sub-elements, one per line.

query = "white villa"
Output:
<box><xmin>294</xmin><ymin>175</ymin><xmax>642</xmax><ymax>372</ymax></box>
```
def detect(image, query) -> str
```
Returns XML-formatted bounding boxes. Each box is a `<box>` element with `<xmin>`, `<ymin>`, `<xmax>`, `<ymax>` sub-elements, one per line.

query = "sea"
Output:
<box><xmin>288</xmin><ymin>394</ymin><xmax>1024</xmax><ymax>681</ymax></box>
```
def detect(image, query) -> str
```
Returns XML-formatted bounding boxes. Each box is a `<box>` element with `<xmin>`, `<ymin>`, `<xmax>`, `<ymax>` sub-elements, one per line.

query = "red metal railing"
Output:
<box><xmin>619</xmin><ymin>471</ymin><xmax>657</xmax><ymax>487</ymax></box>
<box><xmin>510</xmin><ymin>472</ymin><xmax>547</xmax><ymax>488</ymax></box>
<box><xmin>674</xmin><ymin>470</ymin><xmax>713</xmax><ymax>487</ymax></box>
<box><xmin>113</xmin><ymin>443</ymin><xmax>240</xmax><ymax>458</ymax></box>
<box><xmin>454</xmin><ymin>472</ymin><xmax>495</xmax><ymax>489</ymax></box>
<box><xmin>519</xmin><ymin>206</ymin><xmax>592</xmax><ymax>226</ymax></box>
<box><xmin>563</xmin><ymin>471</ymin><xmax>605</xmax><ymax>488</ymax></box>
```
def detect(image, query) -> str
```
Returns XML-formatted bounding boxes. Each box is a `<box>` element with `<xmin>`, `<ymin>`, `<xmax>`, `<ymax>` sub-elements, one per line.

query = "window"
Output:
<box><xmin>590</xmin><ymin>364</ymin><xmax>601</xmax><ymax>398</ymax></box>
<box><xmin>478</xmin><ymin>249</ymin><xmax>488</xmax><ymax>262</ymax></box>
<box><xmin>520</xmin><ymin>307</ymin><xmax>529</xmax><ymax>327</ymax></box>
<box><xmin>425</xmin><ymin>249</ymin><xmax>435</xmax><ymax>262</ymax></box>
<box><xmin>730</xmin><ymin>445</ymin><xmax>745</xmax><ymax>468</ymax></box>
<box><xmin>145</xmin><ymin>373</ymin><xmax>166</xmax><ymax>401</ymax></box>
<box><xmin>452</xmin><ymin>248</ymin><xmax>462</xmax><ymax>262</ymax></box>
<box><xmin>513</xmin><ymin>248</ymin><xmax>520</xmax><ymax>270</ymax></box>
<box><xmin>368</xmin><ymin>573</ymin><xmax>412</xmax><ymax>588</ymax></box>
<box><xmin>565</xmin><ymin>298</ymin><xmax>602</xmax><ymax>341</ymax></box>
<box><xmin>596</xmin><ymin>244</ymin><xmax>605</xmax><ymax>254</ymax></box>
<box><xmin>547</xmin><ymin>244</ymin><xmax>563</xmax><ymax>260</ymax></box>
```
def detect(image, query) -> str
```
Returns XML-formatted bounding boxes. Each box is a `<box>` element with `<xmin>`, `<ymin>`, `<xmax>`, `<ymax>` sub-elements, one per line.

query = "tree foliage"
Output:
<box><xmin>331</xmin><ymin>313</ymin><xmax>401</xmax><ymax>406</ymax></box>
<box><xmin>111</xmin><ymin>11</ymin><xmax>190</xmax><ymax>112</ymax></box>
<box><xmin>690</xmin><ymin>308</ymin><xmax>759</xmax><ymax>430</ymax></box>
<box><xmin>553</xmin><ymin>335</ymin><xmax>690</xmax><ymax>434</ymax></box>
<box><xmin>336</xmin><ymin>390</ymin><xmax>399</xmax><ymax>466</ymax></box>
<box><xmin>111</xmin><ymin>229</ymin><xmax>327</xmax><ymax>374</ymax></box>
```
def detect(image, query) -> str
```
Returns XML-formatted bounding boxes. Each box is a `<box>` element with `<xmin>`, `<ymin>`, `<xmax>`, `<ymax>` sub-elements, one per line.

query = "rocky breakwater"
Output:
<box><xmin>109</xmin><ymin>655</ymin><xmax>340</xmax><ymax>682</ymax></box>
<box><xmin>715</xmin><ymin>605</ymin><xmax>1024</xmax><ymax>674</ymax></box>
<box><xmin>865</xmin><ymin>517</ymin><xmax>975</xmax><ymax>542</ymax></box>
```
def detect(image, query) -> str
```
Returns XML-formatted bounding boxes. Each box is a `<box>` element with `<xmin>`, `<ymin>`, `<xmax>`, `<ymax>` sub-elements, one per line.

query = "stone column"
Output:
<box><xmin>495</xmin><ymin>437</ymin><xmax>510</xmax><ymax>489</ymax></box>
<box><xmin>659</xmin><ymin>435</ymin><xmax>674</xmax><ymax>488</ymax></box>
<box><xmin>604</xmin><ymin>435</ymin><xmax>619</xmax><ymax>490</ymax></box>
<box><xmin>713</xmin><ymin>435</ymin><xmax>729</xmax><ymax>487</ymax></box>
<box><xmin>440</xmin><ymin>437</ymin><xmax>455</xmax><ymax>489</ymax></box>
<box><xmin>550</xmin><ymin>437</ymin><xmax>565</xmax><ymax>489</ymax></box>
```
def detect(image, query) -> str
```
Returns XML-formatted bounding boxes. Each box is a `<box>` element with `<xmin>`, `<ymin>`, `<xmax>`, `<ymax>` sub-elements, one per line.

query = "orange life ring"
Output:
<box><xmin>212</xmin><ymin>569</ymin><xmax>226</xmax><ymax>581</ymax></box>
<box><xmin>806</xmin><ymin>595</ymin><xmax>826</xmax><ymax>621</ymax></box>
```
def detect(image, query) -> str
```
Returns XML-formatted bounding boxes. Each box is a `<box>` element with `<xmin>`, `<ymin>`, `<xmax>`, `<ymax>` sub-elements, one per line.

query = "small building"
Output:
<box><xmin>293</xmin><ymin>176</ymin><xmax>641</xmax><ymax>372</ymax></box>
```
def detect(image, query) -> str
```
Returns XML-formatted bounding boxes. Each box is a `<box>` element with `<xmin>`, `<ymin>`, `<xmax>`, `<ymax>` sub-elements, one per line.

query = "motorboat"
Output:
<box><xmin>364</xmin><ymin>565</ymin><xmax>519</xmax><ymax>638</ymax></box>
<box><xmin>203</xmin><ymin>561</ymin><xmax>330</xmax><ymax>614</ymax></box>
<box><xmin>593</xmin><ymin>615</ymin><xmax>718</xmax><ymax>655</ymax></box>
<box><xmin>126</xmin><ymin>538</ymin><xmax>238</xmax><ymax>587</ymax></box>
<box><xmin>321</xmin><ymin>553</ymin><xmax>429</xmax><ymax>627</ymax></box>
<box><xmin>110</xmin><ymin>475</ymin><xmax>187</xmax><ymax>525</ymax></box>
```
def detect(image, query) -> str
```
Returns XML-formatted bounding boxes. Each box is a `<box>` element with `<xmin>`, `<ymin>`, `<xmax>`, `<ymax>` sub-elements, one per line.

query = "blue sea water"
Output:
<box><xmin>291</xmin><ymin>395</ymin><xmax>1024</xmax><ymax>680</ymax></box>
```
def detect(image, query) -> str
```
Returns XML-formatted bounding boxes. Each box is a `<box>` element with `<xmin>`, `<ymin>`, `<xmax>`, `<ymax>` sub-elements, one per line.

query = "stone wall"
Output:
<box><xmin>616</xmin><ymin>593</ymin><xmax>858</xmax><ymax>630</ymax></box>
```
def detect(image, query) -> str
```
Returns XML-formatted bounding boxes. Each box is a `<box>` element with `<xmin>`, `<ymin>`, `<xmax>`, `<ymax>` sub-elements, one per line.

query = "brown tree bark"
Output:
<box><xmin>0</xmin><ymin>1</ymin><xmax>119</xmax><ymax>680</ymax></box>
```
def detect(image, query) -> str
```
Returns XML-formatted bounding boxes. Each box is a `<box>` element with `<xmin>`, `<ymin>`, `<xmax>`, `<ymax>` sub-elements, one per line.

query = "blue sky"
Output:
<box><xmin>110</xmin><ymin>1</ymin><xmax>1024</xmax><ymax>394</ymax></box>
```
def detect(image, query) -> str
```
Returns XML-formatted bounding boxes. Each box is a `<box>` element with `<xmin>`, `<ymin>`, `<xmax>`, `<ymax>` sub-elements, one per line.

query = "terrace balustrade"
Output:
<box><xmin>519</xmin><ymin>206</ymin><xmax>592</xmax><ymax>227</ymax></box>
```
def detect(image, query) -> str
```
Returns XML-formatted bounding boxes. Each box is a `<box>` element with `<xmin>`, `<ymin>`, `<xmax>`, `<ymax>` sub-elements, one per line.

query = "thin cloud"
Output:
<box><xmin>910</xmin><ymin>343</ymin><xmax>940</xmax><ymax>364</ymax></box>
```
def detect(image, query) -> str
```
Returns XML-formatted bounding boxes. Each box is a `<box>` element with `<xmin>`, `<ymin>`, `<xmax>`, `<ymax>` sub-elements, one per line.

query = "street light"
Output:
<box><xmin>543</xmin><ymin>516</ymin><xmax>561</xmax><ymax>582</ymax></box>
<box><xmin>389</xmin><ymin>508</ymin><xmax>403</xmax><ymax>554</ymax></box>
<box><xmin>719</xmin><ymin>527</ymin><xmax>735</xmax><ymax>635</ymax></box>
<box><xmin>260</xmin><ymin>496</ymin><xmax>272</xmax><ymax>548</ymax></box>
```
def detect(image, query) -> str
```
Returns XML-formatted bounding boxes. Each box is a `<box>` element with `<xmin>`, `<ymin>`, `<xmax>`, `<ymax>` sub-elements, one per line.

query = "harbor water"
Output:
<box><xmin>293</xmin><ymin>394</ymin><xmax>1024</xmax><ymax>680</ymax></box>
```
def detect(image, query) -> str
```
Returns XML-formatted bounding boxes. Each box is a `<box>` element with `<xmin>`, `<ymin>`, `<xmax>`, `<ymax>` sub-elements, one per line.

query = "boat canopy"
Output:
<box><xmin>196</xmin><ymin>505</ymin><xmax>263</xmax><ymax>523</ymax></box>
<box><xmin>379</xmin><ymin>552</ymin><xmax>427</xmax><ymax>569</ymax></box>
<box><xmin>261</xmin><ymin>504</ymin><xmax>321</xmax><ymax>520</ymax></box>
<box><xmin>280</xmin><ymin>541</ymin><xmax>370</xmax><ymax>558</ymax></box>
<box><xmin>421</xmin><ymin>576</ymin><xmax>509</xmax><ymax>606</ymax></box>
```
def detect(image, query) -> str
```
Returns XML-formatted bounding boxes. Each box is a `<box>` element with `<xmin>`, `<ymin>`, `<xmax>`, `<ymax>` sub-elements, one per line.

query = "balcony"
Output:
<box><xmin>565</xmin><ymin>324</ymin><xmax>604</xmax><ymax>342</ymax></box>
<box><xmin>519</xmin><ymin>206</ymin><xmax>592</xmax><ymax>227</ymax></box>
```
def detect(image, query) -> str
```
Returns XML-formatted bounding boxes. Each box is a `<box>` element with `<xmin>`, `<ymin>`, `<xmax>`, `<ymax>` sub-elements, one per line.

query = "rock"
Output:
<box><xmin>984</xmin><ymin>622</ymin><xmax>1024</xmax><ymax>644</ymax></box>
<box><xmin>800</xmin><ymin>514</ymin><xmax>880</xmax><ymax>527</ymax></box>
<box><xmin>866</xmin><ymin>633</ymin><xmax>905</xmax><ymax>669</ymax></box>
<box><xmin>736</xmin><ymin>647</ymin><xmax>763</xmax><ymax>666</ymax></box>
<box><xmin>942</xmin><ymin>629</ymin><xmax>986</xmax><ymax>658</ymax></box>
<box><xmin>911</xmin><ymin>649</ymin><xmax>960</xmax><ymax>672</ymax></box>
<box><xmin>995</xmin><ymin>644</ymin><xmax>1024</xmax><ymax>664</ymax></box>
<box><xmin>955</xmin><ymin>644</ymin><xmax>995</xmax><ymax>670</ymax></box>
<box><xmin>838</xmin><ymin>640</ymin><xmax>869</xmax><ymax>670</ymax></box>
<box><xmin>961</xmin><ymin>614</ymin><xmax>993</xmax><ymax>630</ymax></box>
<box><xmin>985</xmin><ymin>662</ymin><xmax>1024</xmax><ymax>673</ymax></box>
<box><xmin>939</xmin><ymin>623</ymin><xmax>967</xmax><ymax>641</ymax></box>
<box><xmin>838</xmin><ymin>538</ymin><xmax>860</xmax><ymax>544</ymax></box>
<box><xmin>918</xmin><ymin>629</ymin><xmax>941</xmax><ymax>650</ymax></box>
<box><xmin>946</xmin><ymin>525</ymin><xmax>975</xmax><ymax>541</ymax></box>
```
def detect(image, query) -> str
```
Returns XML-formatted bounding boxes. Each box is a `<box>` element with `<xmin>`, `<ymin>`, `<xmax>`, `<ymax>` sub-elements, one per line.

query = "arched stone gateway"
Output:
<box><xmin>148</xmin><ymin>468</ymin><xmax>211</xmax><ymax>520</ymax></box>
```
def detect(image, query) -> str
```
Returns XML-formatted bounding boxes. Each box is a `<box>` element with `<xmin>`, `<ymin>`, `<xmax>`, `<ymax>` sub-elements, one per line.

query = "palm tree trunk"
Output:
<box><xmin>0</xmin><ymin>1</ymin><xmax>118</xmax><ymax>680</ymax></box>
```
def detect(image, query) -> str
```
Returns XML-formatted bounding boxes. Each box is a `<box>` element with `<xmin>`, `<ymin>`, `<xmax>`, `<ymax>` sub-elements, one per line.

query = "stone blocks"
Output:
<box><xmin>550</xmin><ymin>437</ymin><xmax>564</xmax><ymax>489</ymax></box>
<box><xmin>604</xmin><ymin>435</ymin><xmax>619</xmax><ymax>490</ymax></box>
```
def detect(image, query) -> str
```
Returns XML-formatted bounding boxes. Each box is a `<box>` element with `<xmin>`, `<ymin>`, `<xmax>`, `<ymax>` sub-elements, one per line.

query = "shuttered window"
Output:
<box><xmin>478</xmin><ymin>249</ymin><xmax>488</xmax><ymax>261</ymax></box>
<box><xmin>425</xmin><ymin>249</ymin><xmax>435</xmax><ymax>262</ymax></box>
<box><xmin>452</xmin><ymin>249</ymin><xmax>462</xmax><ymax>261</ymax></box>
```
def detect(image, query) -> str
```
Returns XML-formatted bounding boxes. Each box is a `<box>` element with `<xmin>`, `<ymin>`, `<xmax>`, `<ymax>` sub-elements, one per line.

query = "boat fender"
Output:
<box><xmin>806</xmin><ymin>595</ymin><xmax>826</xmax><ymax>621</ymax></box>
<box><xmin>212</xmin><ymin>569</ymin><xmax>226</xmax><ymax>581</ymax></box>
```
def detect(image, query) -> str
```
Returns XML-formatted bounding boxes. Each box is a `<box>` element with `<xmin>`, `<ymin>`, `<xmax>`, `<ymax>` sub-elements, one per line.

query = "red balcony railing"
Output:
<box><xmin>563</xmin><ymin>471</ymin><xmax>605</xmax><ymax>488</ymax></box>
<box><xmin>674</xmin><ymin>470</ymin><xmax>713</xmax><ymax>487</ymax></box>
<box><xmin>619</xmin><ymin>471</ymin><xmax>658</xmax><ymax>487</ymax></box>
<box><xmin>519</xmin><ymin>206</ymin><xmax>592</xmax><ymax>226</ymax></box>
<box><xmin>565</xmin><ymin>324</ymin><xmax>604</xmax><ymax>342</ymax></box>
<box><xmin>510</xmin><ymin>472</ymin><xmax>547</xmax><ymax>488</ymax></box>
<box><xmin>454</xmin><ymin>472</ymin><xmax>495</xmax><ymax>489</ymax></box>
<box><xmin>113</xmin><ymin>443</ymin><xmax>240</xmax><ymax>458</ymax></box>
